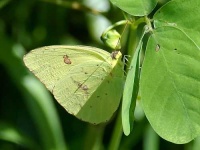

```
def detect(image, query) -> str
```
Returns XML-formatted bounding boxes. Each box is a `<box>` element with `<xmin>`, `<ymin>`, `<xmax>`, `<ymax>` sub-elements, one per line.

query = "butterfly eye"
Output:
<box><xmin>110</xmin><ymin>51</ymin><xmax>119</xmax><ymax>59</ymax></box>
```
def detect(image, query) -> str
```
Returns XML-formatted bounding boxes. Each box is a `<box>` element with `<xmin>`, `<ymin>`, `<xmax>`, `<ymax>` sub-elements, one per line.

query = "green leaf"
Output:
<box><xmin>122</xmin><ymin>27</ymin><xmax>147</xmax><ymax>136</ymax></box>
<box><xmin>110</xmin><ymin>0</ymin><xmax>157</xmax><ymax>16</ymax></box>
<box><xmin>0</xmin><ymin>122</ymin><xmax>40</xmax><ymax>149</ymax></box>
<box><xmin>141</xmin><ymin>0</ymin><xmax>200</xmax><ymax>144</ymax></box>
<box><xmin>154</xmin><ymin>0</ymin><xmax>200</xmax><ymax>46</ymax></box>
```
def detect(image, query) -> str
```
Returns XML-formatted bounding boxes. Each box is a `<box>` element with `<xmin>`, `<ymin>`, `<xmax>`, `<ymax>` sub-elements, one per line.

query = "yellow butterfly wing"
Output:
<box><xmin>23</xmin><ymin>45</ymin><xmax>124</xmax><ymax>124</ymax></box>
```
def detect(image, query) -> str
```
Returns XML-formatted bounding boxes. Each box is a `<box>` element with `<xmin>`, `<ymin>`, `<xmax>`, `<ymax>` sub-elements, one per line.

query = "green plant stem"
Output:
<box><xmin>102</xmin><ymin>20</ymin><xmax>131</xmax><ymax>37</ymax></box>
<box><xmin>108</xmin><ymin>106</ymin><xmax>123</xmax><ymax>150</ymax></box>
<box><xmin>126</xmin><ymin>24</ymin><xmax>138</xmax><ymax>61</ymax></box>
<box><xmin>84</xmin><ymin>124</ymin><xmax>105</xmax><ymax>150</ymax></box>
<box><xmin>144</xmin><ymin>16</ymin><xmax>153</xmax><ymax>31</ymax></box>
<box><xmin>126</xmin><ymin>17</ymin><xmax>145</xmax><ymax>67</ymax></box>
<box><xmin>107</xmin><ymin>17</ymin><xmax>147</xmax><ymax>150</ymax></box>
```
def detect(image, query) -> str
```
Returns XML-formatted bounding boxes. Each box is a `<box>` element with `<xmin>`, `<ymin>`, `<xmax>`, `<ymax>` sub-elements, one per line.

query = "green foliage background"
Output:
<box><xmin>0</xmin><ymin>0</ymin><xmax>200</xmax><ymax>149</ymax></box>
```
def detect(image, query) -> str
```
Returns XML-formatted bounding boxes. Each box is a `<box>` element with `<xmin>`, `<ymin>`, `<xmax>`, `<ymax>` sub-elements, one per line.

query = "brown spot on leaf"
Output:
<box><xmin>155</xmin><ymin>44</ymin><xmax>160</xmax><ymax>52</ymax></box>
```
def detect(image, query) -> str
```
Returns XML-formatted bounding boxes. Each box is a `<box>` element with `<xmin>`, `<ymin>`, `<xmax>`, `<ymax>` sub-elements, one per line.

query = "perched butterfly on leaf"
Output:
<box><xmin>23</xmin><ymin>45</ymin><xmax>124</xmax><ymax>124</ymax></box>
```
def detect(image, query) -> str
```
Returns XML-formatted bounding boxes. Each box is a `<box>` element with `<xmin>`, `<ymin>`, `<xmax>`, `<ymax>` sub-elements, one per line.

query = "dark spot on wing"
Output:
<box><xmin>78</xmin><ymin>83</ymin><xmax>82</xmax><ymax>87</ymax></box>
<box><xmin>82</xmin><ymin>85</ymin><xmax>88</xmax><ymax>91</ymax></box>
<box><xmin>63</xmin><ymin>55</ymin><xmax>72</xmax><ymax>64</ymax></box>
<box><xmin>76</xmin><ymin>81</ymin><xmax>89</xmax><ymax>92</ymax></box>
